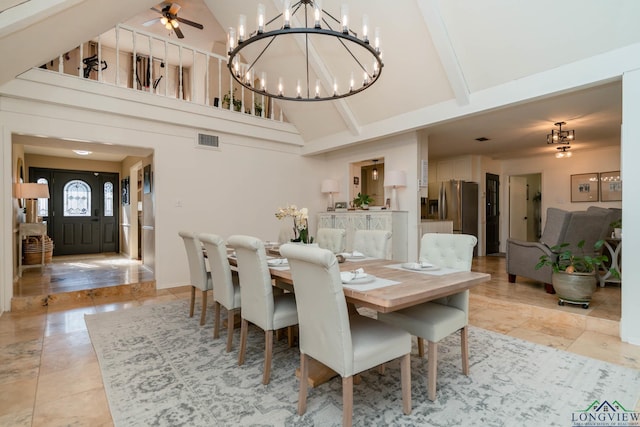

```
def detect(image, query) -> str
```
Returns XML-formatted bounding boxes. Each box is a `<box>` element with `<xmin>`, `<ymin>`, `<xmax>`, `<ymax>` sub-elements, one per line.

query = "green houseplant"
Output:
<box><xmin>535</xmin><ymin>239</ymin><xmax>615</xmax><ymax>308</ymax></box>
<box><xmin>222</xmin><ymin>89</ymin><xmax>242</xmax><ymax>112</ymax></box>
<box><xmin>352</xmin><ymin>193</ymin><xmax>373</xmax><ymax>209</ymax></box>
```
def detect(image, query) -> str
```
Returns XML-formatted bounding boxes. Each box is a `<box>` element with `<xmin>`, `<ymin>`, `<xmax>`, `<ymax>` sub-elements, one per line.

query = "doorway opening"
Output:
<box><xmin>509</xmin><ymin>173</ymin><xmax>542</xmax><ymax>243</ymax></box>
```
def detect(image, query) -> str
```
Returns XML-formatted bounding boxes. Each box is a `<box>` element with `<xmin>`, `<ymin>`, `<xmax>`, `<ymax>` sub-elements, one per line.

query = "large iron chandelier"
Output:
<box><xmin>547</xmin><ymin>121</ymin><xmax>575</xmax><ymax>144</ymax></box>
<box><xmin>227</xmin><ymin>1</ymin><xmax>384</xmax><ymax>102</ymax></box>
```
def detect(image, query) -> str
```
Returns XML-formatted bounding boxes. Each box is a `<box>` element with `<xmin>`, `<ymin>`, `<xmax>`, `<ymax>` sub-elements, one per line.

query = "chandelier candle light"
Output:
<box><xmin>227</xmin><ymin>1</ymin><xmax>383</xmax><ymax>101</ymax></box>
<box><xmin>547</xmin><ymin>121</ymin><xmax>575</xmax><ymax>144</ymax></box>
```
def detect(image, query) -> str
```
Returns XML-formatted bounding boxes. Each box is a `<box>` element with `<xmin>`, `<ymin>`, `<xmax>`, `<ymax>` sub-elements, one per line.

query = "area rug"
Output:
<box><xmin>85</xmin><ymin>300</ymin><xmax>640</xmax><ymax>427</ymax></box>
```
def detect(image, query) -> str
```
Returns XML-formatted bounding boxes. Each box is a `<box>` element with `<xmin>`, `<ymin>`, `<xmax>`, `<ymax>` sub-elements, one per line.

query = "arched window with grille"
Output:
<box><xmin>36</xmin><ymin>177</ymin><xmax>49</xmax><ymax>218</ymax></box>
<box><xmin>104</xmin><ymin>181</ymin><xmax>114</xmax><ymax>216</ymax></box>
<box><xmin>63</xmin><ymin>179</ymin><xmax>91</xmax><ymax>216</ymax></box>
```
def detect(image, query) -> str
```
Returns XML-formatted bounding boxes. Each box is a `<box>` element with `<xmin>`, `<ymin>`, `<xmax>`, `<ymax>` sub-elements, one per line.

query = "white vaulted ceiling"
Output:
<box><xmin>2</xmin><ymin>0</ymin><xmax>640</xmax><ymax>159</ymax></box>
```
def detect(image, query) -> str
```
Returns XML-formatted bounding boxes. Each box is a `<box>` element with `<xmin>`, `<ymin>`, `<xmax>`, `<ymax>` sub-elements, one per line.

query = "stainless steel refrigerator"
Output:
<box><xmin>438</xmin><ymin>180</ymin><xmax>479</xmax><ymax>251</ymax></box>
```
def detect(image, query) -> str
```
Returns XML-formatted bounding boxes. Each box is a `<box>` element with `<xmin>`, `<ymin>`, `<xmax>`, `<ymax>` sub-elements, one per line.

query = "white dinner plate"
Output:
<box><xmin>341</xmin><ymin>274</ymin><xmax>375</xmax><ymax>285</ymax></box>
<box><xmin>267</xmin><ymin>258</ymin><xmax>288</xmax><ymax>266</ymax></box>
<box><xmin>401</xmin><ymin>262</ymin><xmax>440</xmax><ymax>271</ymax></box>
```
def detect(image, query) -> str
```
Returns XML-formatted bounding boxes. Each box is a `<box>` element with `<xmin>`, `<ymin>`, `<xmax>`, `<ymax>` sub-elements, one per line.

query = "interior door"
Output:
<box><xmin>485</xmin><ymin>173</ymin><xmax>500</xmax><ymax>254</ymax></box>
<box><xmin>46</xmin><ymin>170</ymin><xmax>119</xmax><ymax>255</ymax></box>
<box><xmin>509</xmin><ymin>176</ymin><xmax>528</xmax><ymax>241</ymax></box>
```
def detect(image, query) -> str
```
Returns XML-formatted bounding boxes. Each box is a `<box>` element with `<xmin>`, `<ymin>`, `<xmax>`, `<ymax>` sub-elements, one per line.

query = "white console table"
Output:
<box><xmin>317</xmin><ymin>211</ymin><xmax>408</xmax><ymax>261</ymax></box>
<box><xmin>18</xmin><ymin>222</ymin><xmax>47</xmax><ymax>277</ymax></box>
<box><xmin>599</xmin><ymin>237</ymin><xmax>621</xmax><ymax>287</ymax></box>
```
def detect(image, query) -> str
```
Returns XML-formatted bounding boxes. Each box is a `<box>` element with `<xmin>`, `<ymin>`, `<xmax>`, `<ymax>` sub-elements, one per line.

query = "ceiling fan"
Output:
<box><xmin>143</xmin><ymin>2</ymin><xmax>204</xmax><ymax>39</ymax></box>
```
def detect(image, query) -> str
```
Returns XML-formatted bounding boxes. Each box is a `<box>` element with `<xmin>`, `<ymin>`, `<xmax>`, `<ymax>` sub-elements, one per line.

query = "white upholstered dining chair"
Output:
<box><xmin>315</xmin><ymin>228</ymin><xmax>347</xmax><ymax>253</ymax></box>
<box><xmin>352</xmin><ymin>229</ymin><xmax>392</xmax><ymax>259</ymax></box>
<box><xmin>378</xmin><ymin>233</ymin><xmax>477</xmax><ymax>401</ymax></box>
<box><xmin>280</xmin><ymin>243</ymin><xmax>412</xmax><ymax>427</ymax></box>
<box><xmin>227</xmin><ymin>235</ymin><xmax>298</xmax><ymax>385</ymax></box>
<box><xmin>198</xmin><ymin>233</ymin><xmax>241</xmax><ymax>352</ymax></box>
<box><xmin>178</xmin><ymin>231</ymin><xmax>213</xmax><ymax>325</ymax></box>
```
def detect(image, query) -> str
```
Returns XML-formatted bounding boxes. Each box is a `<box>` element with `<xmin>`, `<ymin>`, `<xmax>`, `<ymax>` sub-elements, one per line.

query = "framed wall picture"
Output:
<box><xmin>571</xmin><ymin>173</ymin><xmax>599</xmax><ymax>202</ymax></box>
<box><xmin>599</xmin><ymin>171</ymin><xmax>622</xmax><ymax>202</ymax></box>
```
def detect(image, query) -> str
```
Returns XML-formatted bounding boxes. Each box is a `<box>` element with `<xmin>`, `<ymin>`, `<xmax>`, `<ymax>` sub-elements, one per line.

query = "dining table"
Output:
<box><xmin>227</xmin><ymin>245</ymin><xmax>491</xmax><ymax>387</ymax></box>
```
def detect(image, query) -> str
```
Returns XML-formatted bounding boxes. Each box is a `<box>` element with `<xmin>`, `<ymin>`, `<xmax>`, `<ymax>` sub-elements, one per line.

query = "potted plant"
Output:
<box><xmin>535</xmin><ymin>239</ymin><xmax>616</xmax><ymax>308</ymax></box>
<box><xmin>610</xmin><ymin>219</ymin><xmax>622</xmax><ymax>239</ymax></box>
<box><xmin>352</xmin><ymin>193</ymin><xmax>373</xmax><ymax>209</ymax></box>
<box><xmin>222</xmin><ymin>89</ymin><xmax>242</xmax><ymax>112</ymax></box>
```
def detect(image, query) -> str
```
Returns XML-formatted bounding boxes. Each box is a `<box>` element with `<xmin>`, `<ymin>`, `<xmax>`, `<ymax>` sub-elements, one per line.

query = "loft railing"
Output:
<box><xmin>36</xmin><ymin>24</ymin><xmax>285</xmax><ymax>122</ymax></box>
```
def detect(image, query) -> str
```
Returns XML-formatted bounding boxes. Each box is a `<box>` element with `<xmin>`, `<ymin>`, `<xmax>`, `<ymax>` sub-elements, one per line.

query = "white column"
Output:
<box><xmin>620</xmin><ymin>69</ymin><xmax>640</xmax><ymax>345</ymax></box>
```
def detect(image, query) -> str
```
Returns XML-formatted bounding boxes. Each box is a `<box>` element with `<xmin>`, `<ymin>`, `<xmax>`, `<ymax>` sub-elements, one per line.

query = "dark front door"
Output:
<box><xmin>485</xmin><ymin>173</ymin><xmax>500</xmax><ymax>254</ymax></box>
<box><xmin>30</xmin><ymin>168</ymin><xmax>119</xmax><ymax>256</ymax></box>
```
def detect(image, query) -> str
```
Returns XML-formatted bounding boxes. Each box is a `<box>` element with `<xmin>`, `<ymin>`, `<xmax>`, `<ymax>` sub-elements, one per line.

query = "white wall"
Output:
<box><xmin>0</xmin><ymin>82</ymin><xmax>325</xmax><ymax>310</ymax></box>
<box><xmin>323</xmin><ymin>132</ymin><xmax>421</xmax><ymax>261</ymax></box>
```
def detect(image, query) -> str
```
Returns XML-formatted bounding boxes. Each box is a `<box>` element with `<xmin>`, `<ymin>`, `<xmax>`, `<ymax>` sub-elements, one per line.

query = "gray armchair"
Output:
<box><xmin>507</xmin><ymin>208</ymin><xmax>571</xmax><ymax>292</ymax></box>
<box><xmin>507</xmin><ymin>207</ymin><xmax>614</xmax><ymax>293</ymax></box>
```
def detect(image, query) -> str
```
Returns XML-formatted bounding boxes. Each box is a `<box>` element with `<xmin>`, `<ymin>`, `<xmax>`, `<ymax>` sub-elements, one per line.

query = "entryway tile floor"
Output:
<box><xmin>1</xmin><ymin>255</ymin><xmax>637</xmax><ymax>425</ymax></box>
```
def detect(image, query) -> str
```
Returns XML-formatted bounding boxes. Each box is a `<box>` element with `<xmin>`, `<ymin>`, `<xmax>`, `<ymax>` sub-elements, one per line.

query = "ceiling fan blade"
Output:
<box><xmin>168</xmin><ymin>3</ymin><xmax>181</xmax><ymax>15</ymax></box>
<box><xmin>174</xmin><ymin>25</ymin><xmax>184</xmax><ymax>39</ymax></box>
<box><xmin>176</xmin><ymin>16</ymin><xmax>203</xmax><ymax>30</ymax></box>
<box><xmin>150</xmin><ymin>7</ymin><xmax>163</xmax><ymax>14</ymax></box>
<box><xmin>143</xmin><ymin>17</ymin><xmax>161</xmax><ymax>27</ymax></box>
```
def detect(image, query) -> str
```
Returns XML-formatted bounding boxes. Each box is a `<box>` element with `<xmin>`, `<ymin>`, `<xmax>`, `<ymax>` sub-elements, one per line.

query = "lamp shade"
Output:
<box><xmin>16</xmin><ymin>183</ymin><xmax>50</xmax><ymax>199</ymax></box>
<box><xmin>383</xmin><ymin>170</ymin><xmax>407</xmax><ymax>188</ymax></box>
<box><xmin>321</xmin><ymin>179</ymin><xmax>339</xmax><ymax>193</ymax></box>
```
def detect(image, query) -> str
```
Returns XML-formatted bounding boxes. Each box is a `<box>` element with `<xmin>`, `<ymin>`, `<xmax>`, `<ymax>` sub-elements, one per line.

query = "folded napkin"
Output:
<box><xmin>267</xmin><ymin>258</ymin><xmax>288</xmax><ymax>266</ymax></box>
<box><xmin>402</xmin><ymin>261</ymin><xmax>437</xmax><ymax>270</ymax></box>
<box><xmin>338</xmin><ymin>251</ymin><xmax>366</xmax><ymax>259</ymax></box>
<box><xmin>340</xmin><ymin>268</ymin><xmax>366</xmax><ymax>283</ymax></box>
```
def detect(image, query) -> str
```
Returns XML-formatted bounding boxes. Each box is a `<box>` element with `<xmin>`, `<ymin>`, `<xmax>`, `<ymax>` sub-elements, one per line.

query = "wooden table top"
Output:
<box><xmin>229</xmin><ymin>255</ymin><xmax>490</xmax><ymax>313</ymax></box>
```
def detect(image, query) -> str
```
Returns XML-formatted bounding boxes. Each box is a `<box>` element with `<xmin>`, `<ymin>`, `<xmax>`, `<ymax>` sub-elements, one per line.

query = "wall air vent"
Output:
<box><xmin>197</xmin><ymin>133</ymin><xmax>219</xmax><ymax>148</ymax></box>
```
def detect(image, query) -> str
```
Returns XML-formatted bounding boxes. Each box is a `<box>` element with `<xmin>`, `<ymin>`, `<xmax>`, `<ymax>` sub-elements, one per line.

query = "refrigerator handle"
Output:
<box><xmin>439</xmin><ymin>183</ymin><xmax>447</xmax><ymax>220</ymax></box>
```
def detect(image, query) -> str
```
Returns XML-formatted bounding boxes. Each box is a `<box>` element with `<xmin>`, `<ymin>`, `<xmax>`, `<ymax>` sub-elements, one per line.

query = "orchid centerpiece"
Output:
<box><xmin>275</xmin><ymin>204</ymin><xmax>313</xmax><ymax>243</ymax></box>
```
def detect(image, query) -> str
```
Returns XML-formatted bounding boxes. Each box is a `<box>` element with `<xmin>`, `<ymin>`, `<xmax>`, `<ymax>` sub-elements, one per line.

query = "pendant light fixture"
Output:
<box><xmin>227</xmin><ymin>0</ymin><xmax>383</xmax><ymax>101</ymax></box>
<box><xmin>372</xmin><ymin>159</ymin><xmax>379</xmax><ymax>181</ymax></box>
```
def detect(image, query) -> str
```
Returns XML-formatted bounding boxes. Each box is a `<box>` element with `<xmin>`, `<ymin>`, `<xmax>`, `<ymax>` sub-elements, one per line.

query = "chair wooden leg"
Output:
<box><xmin>461</xmin><ymin>326</ymin><xmax>469</xmax><ymax>375</ymax></box>
<box><xmin>342</xmin><ymin>376</ymin><xmax>353</xmax><ymax>427</ymax></box>
<box><xmin>400</xmin><ymin>353</ymin><xmax>412</xmax><ymax>415</ymax></box>
<box><xmin>189</xmin><ymin>286</ymin><xmax>196</xmax><ymax>318</ymax></box>
<box><xmin>427</xmin><ymin>341</ymin><xmax>438</xmax><ymax>401</ymax></box>
<box><xmin>213</xmin><ymin>301</ymin><xmax>221</xmax><ymax>339</ymax></box>
<box><xmin>238</xmin><ymin>318</ymin><xmax>248</xmax><ymax>366</ymax></box>
<box><xmin>226</xmin><ymin>308</ymin><xmax>236</xmax><ymax>352</ymax></box>
<box><xmin>200</xmin><ymin>290</ymin><xmax>207</xmax><ymax>326</ymax></box>
<box><xmin>298</xmin><ymin>353</ymin><xmax>308</xmax><ymax>415</ymax></box>
<box><xmin>263</xmin><ymin>329</ymin><xmax>273</xmax><ymax>385</ymax></box>
<box><xmin>417</xmin><ymin>337</ymin><xmax>425</xmax><ymax>358</ymax></box>
<box><xmin>287</xmin><ymin>326</ymin><xmax>294</xmax><ymax>348</ymax></box>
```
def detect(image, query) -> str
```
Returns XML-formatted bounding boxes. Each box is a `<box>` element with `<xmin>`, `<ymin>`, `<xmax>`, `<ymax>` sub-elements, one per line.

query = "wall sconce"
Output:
<box><xmin>383</xmin><ymin>170</ymin><xmax>406</xmax><ymax>211</ymax></box>
<box><xmin>15</xmin><ymin>183</ymin><xmax>50</xmax><ymax>223</ymax></box>
<box><xmin>321</xmin><ymin>179</ymin><xmax>340</xmax><ymax>211</ymax></box>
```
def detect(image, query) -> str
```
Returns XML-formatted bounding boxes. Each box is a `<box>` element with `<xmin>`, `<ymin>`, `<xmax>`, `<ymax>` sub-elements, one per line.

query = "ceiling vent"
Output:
<box><xmin>197</xmin><ymin>133</ymin><xmax>219</xmax><ymax>148</ymax></box>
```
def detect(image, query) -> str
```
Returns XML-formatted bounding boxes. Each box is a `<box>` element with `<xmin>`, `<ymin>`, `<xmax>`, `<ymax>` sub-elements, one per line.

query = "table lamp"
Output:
<box><xmin>16</xmin><ymin>183</ymin><xmax>50</xmax><ymax>223</ymax></box>
<box><xmin>383</xmin><ymin>170</ymin><xmax>407</xmax><ymax>211</ymax></box>
<box><xmin>321</xmin><ymin>179</ymin><xmax>339</xmax><ymax>211</ymax></box>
